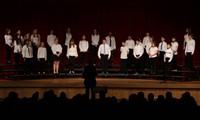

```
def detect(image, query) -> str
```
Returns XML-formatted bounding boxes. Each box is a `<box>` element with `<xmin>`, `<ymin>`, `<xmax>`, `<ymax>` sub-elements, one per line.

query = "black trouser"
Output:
<box><xmin>120</xmin><ymin>59</ymin><xmax>127</xmax><ymax>73</ymax></box>
<box><xmin>14</xmin><ymin>53</ymin><xmax>21</xmax><ymax>65</ymax></box>
<box><xmin>109</xmin><ymin>50</ymin><xmax>114</xmax><ymax>67</ymax></box>
<box><xmin>32</xmin><ymin>45</ymin><xmax>38</xmax><ymax>63</ymax></box>
<box><xmin>63</xmin><ymin>45</ymin><xmax>68</xmax><ymax>58</ymax></box>
<box><xmin>14</xmin><ymin>53</ymin><xmax>21</xmax><ymax>74</ymax></box>
<box><xmin>6</xmin><ymin>45</ymin><xmax>12</xmax><ymax>63</ymax></box>
<box><xmin>69</xmin><ymin>56</ymin><xmax>75</xmax><ymax>71</ymax></box>
<box><xmin>159</xmin><ymin>51</ymin><xmax>165</xmax><ymax>69</ymax></box>
<box><xmin>38</xmin><ymin>58</ymin><xmax>45</xmax><ymax>73</ymax></box>
<box><xmin>90</xmin><ymin>45</ymin><xmax>98</xmax><ymax>64</ymax></box>
<box><xmin>185</xmin><ymin>52</ymin><xmax>193</xmax><ymax>70</ymax></box>
<box><xmin>101</xmin><ymin>54</ymin><xmax>109</xmax><ymax>73</ymax></box>
<box><xmin>127</xmin><ymin>49</ymin><xmax>133</xmax><ymax>68</ymax></box>
<box><xmin>172</xmin><ymin>54</ymin><xmax>177</xmax><ymax>70</ymax></box>
<box><xmin>143</xmin><ymin>49</ymin><xmax>150</xmax><ymax>69</ymax></box>
<box><xmin>149</xmin><ymin>57</ymin><xmax>157</xmax><ymax>75</ymax></box>
<box><xmin>79</xmin><ymin>52</ymin><xmax>87</xmax><ymax>67</ymax></box>
<box><xmin>165</xmin><ymin>58</ymin><xmax>172</xmax><ymax>80</ymax></box>
<box><xmin>24</xmin><ymin>58</ymin><xmax>33</xmax><ymax>74</ymax></box>
<box><xmin>135</xmin><ymin>55</ymin><xmax>144</xmax><ymax>74</ymax></box>
<box><xmin>85</xmin><ymin>85</ymin><xmax>96</xmax><ymax>100</ymax></box>
<box><xmin>47</xmin><ymin>45</ymin><xmax>53</xmax><ymax>64</ymax></box>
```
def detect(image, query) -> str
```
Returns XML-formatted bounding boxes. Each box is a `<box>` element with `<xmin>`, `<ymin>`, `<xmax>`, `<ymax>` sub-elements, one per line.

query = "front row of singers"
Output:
<box><xmin>20</xmin><ymin>34</ymin><xmax>195</xmax><ymax>76</ymax></box>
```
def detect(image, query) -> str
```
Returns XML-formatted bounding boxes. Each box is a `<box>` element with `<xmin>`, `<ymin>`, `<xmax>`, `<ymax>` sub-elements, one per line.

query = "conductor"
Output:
<box><xmin>82</xmin><ymin>60</ymin><xmax>97</xmax><ymax>100</ymax></box>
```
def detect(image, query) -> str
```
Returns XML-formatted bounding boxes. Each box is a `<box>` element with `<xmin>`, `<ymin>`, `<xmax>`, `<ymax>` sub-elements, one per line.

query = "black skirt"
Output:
<box><xmin>53</xmin><ymin>55</ymin><xmax>60</xmax><ymax>61</ymax></box>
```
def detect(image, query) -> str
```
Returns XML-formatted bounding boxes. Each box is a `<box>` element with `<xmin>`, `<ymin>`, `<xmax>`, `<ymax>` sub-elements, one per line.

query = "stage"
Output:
<box><xmin>0</xmin><ymin>77</ymin><xmax>200</xmax><ymax>105</ymax></box>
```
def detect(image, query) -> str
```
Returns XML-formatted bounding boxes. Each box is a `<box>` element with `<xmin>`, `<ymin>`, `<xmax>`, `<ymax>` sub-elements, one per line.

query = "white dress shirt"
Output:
<box><xmin>171</xmin><ymin>41</ymin><xmax>179</xmax><ymax>55</ymax></box>
<box><xmin>164</xmin><ymin>48</ymin><xmax>173</xmax><ymax>62</ymax></box>
<box><xmin>146</xmin><ymin>42</ymin><xmax>152</xmax><ymax>53</ymax></box>
<box><xmin>51</xmin><ymin>44</ymin><xmax>62</xmax><ymax>55</ymax></box>
<box><xmin>67</xmin><ymin>45</ymin><xmax>78</xmax><ymax>57</ymax></box>
<box><xmin>79</xmin><ymin>40</ymin><xmax>89</xmax><ymax>52</ymax></box>
<box><xmin>184</xmin><ymin>34</ymin><xmax>189</xmax><ymax>43</ymax></box>
<box><xmin>98</xmin><ymin>43</ymin><xmax>111</xmax><ymax>58</ymax></box>
<box><xmin>185</xmin><ymin>39</ymin><xmax>195</xmax><ymax>55</ymax></box>
<box><xmin>149</xmin><ymin>47</ymin><xmax>158</xmax><ymax>58</ymax></box>
<box><xmin>105</xmin><ymin>36</ymin><xmax>116</xmax><ymax>51</ymax></box>
<box><xmin>143</xmin><ymin>36</ymin><xmax>150</xmax><ymax>48</ymax></box>
<box><xmin>22</xmin><ymin>45</ymin><xmax>33</xmax><ymax>58</ymax></box>
<box><xmin>47</xmin><ymin>34</ymin><xmax>56</xmax><ymax>47</ymax></box>
<box><xmin>20</xmin><ymin>36</ymin><xmax>24</xmax><ymax>45</ymax></box>
<box><xmin>133</xmin><ymin>44</ymin><xmax>144</xmax><ymax>58</ymax></box>
<box><xmin>31</xmin><ymin>34</ymin><xmax>40</xmax><ymax>47</ymax></box>
<box><xmin>4</xmin><ymin>34</ymin><xmax>12</xmax><ymax>46</ymax></box>
<box><xmin>13</xmin><ymin>41</ymin><xmax>22</xmax><ymax>53</ymax></box>
<box><xmin>158</xmin><ymin>41</ymin><xmax>167</xmax><ymax>52</ymax></box>
<box><xmin>91</xmin><ymin>34</ymin><xmax>100</xmax><ymax>46</ymax></box>
<box><xmin>125</xmin><ymin>39</ymin><xmax>135</xmax><ymax>49</ymax></box>
<box><xmin>37</xmin><ymin>47</ymin><xmax>47</xmax><ymax>61</ymax></box>
<box><xmin>65</xmin><ymin>33</ymin><xmax>72</xmax><ymax>46</ymax></box>
<box><xmin>120</xmin><ymin>46</ymin><xmax>129</xmax><ymax>59</ymax></box>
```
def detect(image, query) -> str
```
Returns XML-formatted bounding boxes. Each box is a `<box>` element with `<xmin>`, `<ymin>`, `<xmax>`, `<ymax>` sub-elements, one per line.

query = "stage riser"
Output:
<box><xmin>0</xmin><ymin>88</ymin><xmax>200</xmax><ymax>105</ymax></box>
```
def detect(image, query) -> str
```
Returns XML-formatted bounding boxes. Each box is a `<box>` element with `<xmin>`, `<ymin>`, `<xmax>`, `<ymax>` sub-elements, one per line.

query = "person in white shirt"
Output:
<box><xmin>51</xmin><ymin>38</ymin><xmax>62</xmax><ymax>76</ymax></box>
<box><xmin>31</xmin><ymin>29</ymin><xmax>41</xmax><ymax>48</ymax></box>
<box><xmin>143</xmin><ymin>32</ymin><xmax>150</xmax><ymax>48</ymax></box>
<box><xmin>185</xmin><ymin>34</ymin><xmax>195</xmax><ymax>70</ymax></box>
<box><xmin>16</xmin><ymin>30</ymin><xmax>24</xmax><ymax>46</ymax></box>
<box><xmin>120</xmin><ymin>42</ymin><xmax>129</xmax><ymax>73</ymax></box>
<box><xmin>158</xmin><ymin>37</ymin><xmax>167</xmax><ymax>67</ymax></box>
<box><xmin>145</xmin><ymin>37</ymin><xmax>154</xmax><ymax>69</ymax></box>
<box><xmin>24</xmin><ymin>33</ymin><xmax>31</xmax><ymax>45</ymax></box>
<box><xmin>47</xmin><ymin>30</ymin><xmax>56</xmax><ymax>63</ymax></box>
<box><xmin>64</xmin><ymin>28</ymin><xmax>72</xmax><ymax>56</ymax></box>
<box><xmin>98</xmin><ymin>39</ymin><xmax>111</xmax><ymax>74</ymax></box>
<box><xmin>4</xmin><ymin>28</ymin><xmax>13</xmax><ymax>64</ymax></box>
<box><xmin>171</xmin><ymin>37</ymin><xmax>179</xmax><ymax>70</ymax></box>
<box><xmin>105</xmin><ymin>32</ymin><xmax>116</xmax><ymax>67</ymax></box>
<box><xmin>145</xmin><ymin>37</ymin><xmax>153</xmax><ymax>54</ymax></box>
<box><xmin>79</xmin><ymin>35</ymin><xmax>89</xmax><ymax>68</ymax></box>
<box><xmin>133</xmin><ymin>38</ymin><xmax>144</xmax><ymax>74</ymax></box>
<box><xmin>125</xmin><ymin>35</ymin><xmax>135</xmax><ymax>68</ymax></box>
<box><xmin>148</xmin><ymin>41</ymin><xmax>158</xmax><ymax>75</ymax></box>
<box><xmin>164</xmin><ymin>43</ymin><xmax>173</xmax><ymax>81</ymax></box>
<box><xmin>13</xmin><ymin>33</ymin><xmax>22</xmax><ymax>67</ymax></box>
<box><xmin>31</xmin><ymin>29</ymin><xmax>41</xmax><ymax>62</ymax></box>
<box><xmin>37</xmin><ymin>42</ymin><xmax>47</xmax><ymax>74</ymax></box>
<box><xmin>183</xmin><ymin>28</ymin><xmax>192</xmax><ymax>50</ymax></box>
<box><xmin>67</xmin><ymin>39</ymin><xmax>78</xmax><ymax>74</ymax></box>
<box><xmin>90</xmin><ymin>29</ymin><xmax>100</xmax><ymax>64</ymax></box>
<box><xmin>22</xmin><ymin>40</ymin><xmax>33</xmax><ymax>74</ymax></box>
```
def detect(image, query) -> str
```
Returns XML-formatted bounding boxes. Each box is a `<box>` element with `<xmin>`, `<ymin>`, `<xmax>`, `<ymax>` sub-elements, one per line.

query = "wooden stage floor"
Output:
<box><xmin>1</xmin><ymin>77</ymin><xmax>200</xmax><ymax>105</ymax></box>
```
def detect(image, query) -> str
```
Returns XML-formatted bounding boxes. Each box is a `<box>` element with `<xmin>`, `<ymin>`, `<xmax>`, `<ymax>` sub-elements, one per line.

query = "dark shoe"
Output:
<box><xmin>54</xmin><ymin>73</ymin><xmax>58</xmax><ymax>78</ymax></box>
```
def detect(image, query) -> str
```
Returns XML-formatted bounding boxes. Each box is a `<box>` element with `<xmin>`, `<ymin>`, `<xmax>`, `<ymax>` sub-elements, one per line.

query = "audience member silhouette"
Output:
<box><xmin>0</xmin><ymin>90</ymin><xmax>200</xmax><ymax>117</ymax></box>
<box><xmin>82</xmin><ymin>60</ymin><xmax>97</xmax><ymax>100</ymax></box>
